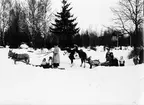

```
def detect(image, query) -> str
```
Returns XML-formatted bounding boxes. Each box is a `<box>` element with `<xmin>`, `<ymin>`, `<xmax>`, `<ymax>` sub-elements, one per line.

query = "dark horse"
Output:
<box><xmin>75</xmin><ymin>49</ymin><xmax>87</xmax><ymax>68</ymax></box>
<box><xmin>63</xmin><ymin>45</ymin><xmax>87</xmax><ymax>67</ymax></box>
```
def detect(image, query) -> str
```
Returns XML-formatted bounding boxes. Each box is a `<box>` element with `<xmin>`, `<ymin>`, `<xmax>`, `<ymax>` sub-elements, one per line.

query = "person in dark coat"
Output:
<box><xmin>40</xmin><ymin>58</ymin><xmax>50</xmax><ymax>68</ymax></box>
<box><xmin>69</xmin><ymin>48</ymin><xmax>76</xmax><ymax>64</ymax></box>
<box><xmin>64</xmin><ymin>44</ymin><xmax>78</xmax><ymax>66</ymax></box>
<box><xmin>109</xmin><ymin>52</ymin><xmax>119</xmax><ymax>66</ymax></box>
<box><xmin>105</xmin><ymin>48</ymin><xmax>112</xmax><ymax>62</ymax></box>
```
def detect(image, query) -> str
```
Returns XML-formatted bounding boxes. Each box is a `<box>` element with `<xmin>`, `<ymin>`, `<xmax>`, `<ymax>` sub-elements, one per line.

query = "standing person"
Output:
<box><xmin>105</xmin><ymin>48</ymin><xmax>112</xmax><ymax>62</ymax></box>
<box><xmin>52</xmin><ymin>43</ymin><xmax>60</xmax><ymax>68</ymax></box>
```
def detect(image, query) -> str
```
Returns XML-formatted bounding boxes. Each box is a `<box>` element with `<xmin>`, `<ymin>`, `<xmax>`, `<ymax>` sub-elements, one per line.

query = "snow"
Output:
<box><xmin>20</xmin><ymin>43</ymin><xmax>29</xmax><ymax>49</ymax></box>
<box><xmin>0</xmin><ymin>46</ymin><xmax>144</xmax><ymax>105</ymax></box>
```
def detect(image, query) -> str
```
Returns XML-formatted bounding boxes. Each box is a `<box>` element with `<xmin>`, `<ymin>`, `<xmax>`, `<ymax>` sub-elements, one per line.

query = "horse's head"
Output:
<box><xmin>63</xmin><ymin>47</ymin><xmax>70</xmax><ymax>55</ymax></box>
<box><xmin>8</xmin><ymin>49</ymin><xmax>14</xmax><ymax>58</ymax></box>
<box><xmin>8</xmin><ymin>49</ymin><xmax>13</xmax><ymax>53</ymax></box>
<box><xmin>63</xmin><ymin>51</ymin><xmax>67</xmax><ymax>55</ymax></box>
<box><xmin>86</xmin><ymin>56</ymin><xmax>91</xmax><ymax>62</ymax></box>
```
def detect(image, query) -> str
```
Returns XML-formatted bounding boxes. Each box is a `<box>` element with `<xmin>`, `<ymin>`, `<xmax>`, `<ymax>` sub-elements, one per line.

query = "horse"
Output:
<box><xmin>75</xmin><ymin>49</ymin><xmax>87</xmax><ymax>68</ymax></box>
<box><xmin>63</xmin><ymin>47</ymin><xmax>77</xmax><ymax>66</ymax></box>
<box><xmin>8</xmin><ymin>49</ymin><xmax>15</xmax><ymax>59</ymax></box>
<box><xmin>63</xmin><ymin>46</ymin><xmax>87</xmax><ymax>67</ymax></box>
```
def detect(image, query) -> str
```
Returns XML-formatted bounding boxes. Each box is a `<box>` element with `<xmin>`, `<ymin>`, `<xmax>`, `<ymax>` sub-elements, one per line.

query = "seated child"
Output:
<box><xmin>133</xmin><ymin>55</ymin><xmax>140</xmax><ymax>65</ymax></box>
<box><xmin>40</xmin><ymin>57</ymin><xmax>52</xmax><ymax>68</ymax></box>
<box><xmin>119</xmin><ymin>56</ymin><xmax>125</xmax><ymax>66</ymax></box>
<box><xmin>47</xmin><ymin>56</ymin><xmax>53</xmax><ymax>68</ymax></box>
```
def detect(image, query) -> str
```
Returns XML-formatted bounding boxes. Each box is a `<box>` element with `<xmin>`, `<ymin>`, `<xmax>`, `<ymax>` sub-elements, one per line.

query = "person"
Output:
<box><xmin>68</xmin><ymin>44</ymin><xmax>78</xmax><ymax>66</ymax></box>
<box><xmin>40</xmin><ymin>57</ymin><xmax>52</xmax><ymax>69</ymax></box>
<box><xmin>40</xmin><ymin>58</ymin><xmax>48</xmax><ymax>68</ymax></box>
<box><xmin>105</xmin><ymin>48</ymin><xmax>112</xmax><ymax>63</ymax></box>
<box><xmin>133</xmin><ymin>55</ymin><xmax>140</xmax><ymax>65</ymax></box>
<box><xmin>48</xmin><ymin>56</ymin><xmax>53</xmax><ymax>68</ymax></box>
<box><xmin>119</xmin><ymin>56</ymin><xmax>125</xmax><ymax>66</ymax></box>
<box><xmin>109</xmin><ymin>52</ymin><xmax>119</xmax><ymax>66</ymax></box>
<box><xmin>52</xmin><ymin>43</ymin><xmax>60</xmax><ymax>68</ymax></box>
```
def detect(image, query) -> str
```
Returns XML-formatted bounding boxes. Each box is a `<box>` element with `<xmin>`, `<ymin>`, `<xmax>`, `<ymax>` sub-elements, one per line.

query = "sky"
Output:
<box><xmin>51</xmin><ymin>0</ymin><xmax>118</xmax><ymax>33</ymax></box>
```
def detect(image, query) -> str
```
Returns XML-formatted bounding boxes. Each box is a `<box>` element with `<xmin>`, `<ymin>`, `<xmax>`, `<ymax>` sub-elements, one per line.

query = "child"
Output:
<box><xmin>133</xmin><ymin>55</ymin><xmax>140</xmax><ymax>65</ymax></box>
<box><xmin>40</xmin><ymin>57</ymin><xmax>52</xmax><ymax>68</ymax></box>
<box><xmin>119</xmin><ymin>56</ymin><xmax>125</xmax><ymax>66</ymax></box>
<box><xmin>47</xmin><ymin>56</ymin><xmax>53</xmax><ymax>68</ymax></box>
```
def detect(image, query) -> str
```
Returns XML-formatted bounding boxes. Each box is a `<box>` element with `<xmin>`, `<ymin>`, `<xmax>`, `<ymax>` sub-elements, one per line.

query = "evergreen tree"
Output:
<box><xmin>50</xmin><ymin>0</ymin><xmax>79</xmax><ymax>48</ymax></box>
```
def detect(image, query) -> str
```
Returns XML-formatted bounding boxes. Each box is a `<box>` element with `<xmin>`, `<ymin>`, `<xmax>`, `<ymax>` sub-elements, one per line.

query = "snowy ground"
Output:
<box><xmin>0</xmin><ymin>47</ymin><xmax>144</xmax><ymax>105</ymax></box>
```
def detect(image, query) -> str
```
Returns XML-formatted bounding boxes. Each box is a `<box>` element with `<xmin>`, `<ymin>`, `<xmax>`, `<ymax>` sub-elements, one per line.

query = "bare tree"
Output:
<box><xmin>111</xmin><ymin>0</ymin><xmax>143</xmax><ymax>46</ymax></box>
<box><xmin>25</xmin><ymin>0</ymin><xmax>52</xmax><ymax>48</ymax></box>
<box><xmin>111</xmin><ymin>0</ymin><xmax>144</xmax><ymax>63</ymax></box>
<box><xmin>0</xmin><ymin>0</ymin><xmax>12</xmax><ymax>46</ymax></box>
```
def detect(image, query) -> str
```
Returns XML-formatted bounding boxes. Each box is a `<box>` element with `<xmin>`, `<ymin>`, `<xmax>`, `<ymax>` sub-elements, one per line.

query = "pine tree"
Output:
<box><xmin>50</xmin><ymin>0</ymin><xmax>79</xmax><ymax>48</ymax></box>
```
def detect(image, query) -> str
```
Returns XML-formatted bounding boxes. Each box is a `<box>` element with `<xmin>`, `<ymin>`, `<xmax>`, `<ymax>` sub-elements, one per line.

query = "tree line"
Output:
<box><xmin>0</xmin><ymin>0</ymin><xmax>52</xmax><ymax>48</ymax></box>
<box><xmin>73</xmin><ymin>28</ymin><xmax>141</xmax><ymax>48</ymax></box>
<box><xmin>0</xmin><ymin>0</ymin><xmax>142</xmax><ymax>50</ymax></box>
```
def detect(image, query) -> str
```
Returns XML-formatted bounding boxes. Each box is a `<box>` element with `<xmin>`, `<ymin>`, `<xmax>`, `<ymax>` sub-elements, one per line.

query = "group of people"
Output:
<box><xmin>41</xmin><ymin>45</ymin><xmax>126</xmax><ymax>69</ymax></box>
<box><xmin>38</xmin><ymin>45</ymin><xmax>143</xmax><ymax>68</ymax></box>
<box><xmin>40</xmin><ymin>45</ymin><xmax>126</xmax><ymax>69</ymax></box>
<box><xmin>105</xmin><ymin>48</ymin><xmax>125</xmax><ymax>66</ymax></box>
<box><xmin>40</xmin><ymin>43</ymin><xmax>60</xmax><ymax>69</ymax></box>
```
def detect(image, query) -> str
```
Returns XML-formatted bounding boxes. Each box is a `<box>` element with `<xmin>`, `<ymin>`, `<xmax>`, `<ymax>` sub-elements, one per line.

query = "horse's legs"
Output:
<box><xmin>71</xmin><ymin>58</ymin><xmax>73</xmax><ymax>64</ymax></box>
<box><xmin>14</xmin><ymin>60</ymin><xmax>16</xmax><ymax>64</ymax></box>
<box><xmin>27</xmin><ymin>58</ymin><xmax>30</xmax><ymax>64</ymax></box>
<box><xmin>90</xmin><ymin>64</ymin><xmax>92</xmax><ymax>69</ymax></box>
<box><xmin>80</xmin><ymin>59</ymin><xmax>83</xmax><ymax>67</ymax></box>
<box><xmin>70</xmin><ymin>58</ymin><xmax>74</xmax><ymax>67</ymax></box>
<box><xmin>83</xmin><ymin>59</ymin><xmax>86</xmax><ymax>68</ymax></box>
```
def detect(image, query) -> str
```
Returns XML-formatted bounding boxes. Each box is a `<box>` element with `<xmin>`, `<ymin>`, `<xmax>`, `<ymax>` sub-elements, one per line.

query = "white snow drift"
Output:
<box><xmin>0</xmin><ymin>46</ymin><xmax>143</xmax><ymax>105</ymax></box>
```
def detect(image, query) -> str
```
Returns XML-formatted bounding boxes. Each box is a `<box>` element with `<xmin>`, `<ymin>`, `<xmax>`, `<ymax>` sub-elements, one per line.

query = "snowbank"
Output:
<box><xmin>0</xmin><ymin>47</ymin><xmax>143</xmax><ymax>105</ymax></box>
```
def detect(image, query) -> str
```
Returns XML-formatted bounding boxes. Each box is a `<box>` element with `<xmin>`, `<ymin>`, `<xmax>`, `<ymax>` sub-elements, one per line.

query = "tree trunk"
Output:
<box><xmin>2</xmin><ymin>30</ymin><xmax>5</xmax><ymax>47</ymax></box>
<box><xmin>139</xmin><ymin>18</ymin><xmax>144</xmax><ymax>64</ymax></box>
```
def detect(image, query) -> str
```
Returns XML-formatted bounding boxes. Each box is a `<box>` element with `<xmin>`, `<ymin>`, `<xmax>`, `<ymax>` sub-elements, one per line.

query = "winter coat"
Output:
<box><xmin>106</xmin><ymin>51</ymin><xmax>112</xmax><ymax>62</ymax></box>
<box><xmin>110</xmin><ymin>58</ymin><xmax>119</xmax><ymax>66</ymax></box>
<box><xmin>52</xmin><ymin>46</ymin><xmax>60</xmax><ymax>64</ymax></box>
